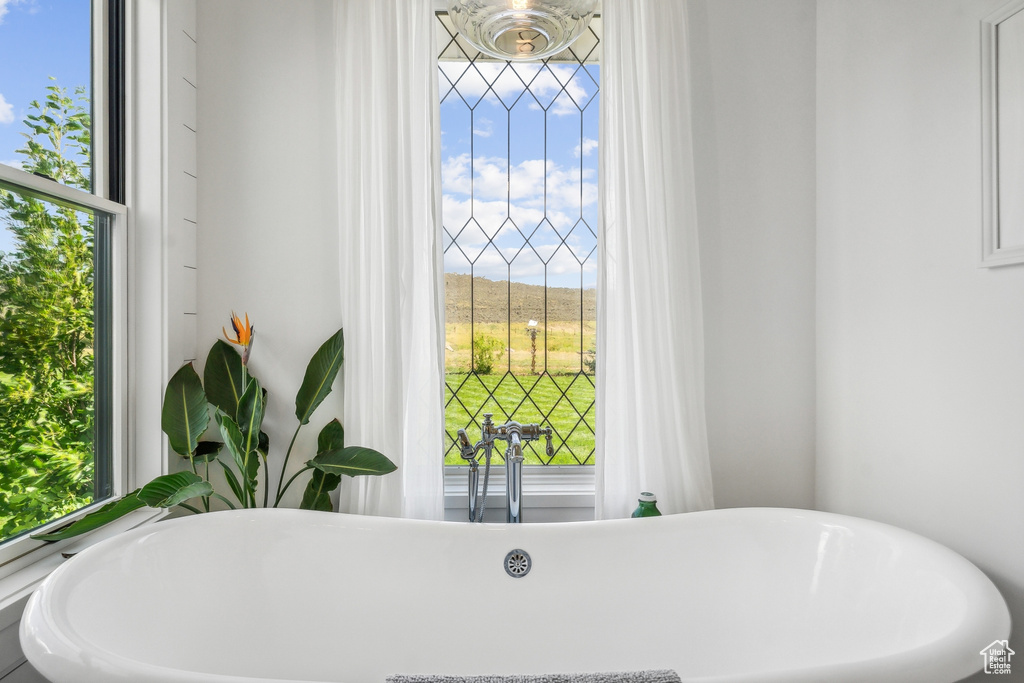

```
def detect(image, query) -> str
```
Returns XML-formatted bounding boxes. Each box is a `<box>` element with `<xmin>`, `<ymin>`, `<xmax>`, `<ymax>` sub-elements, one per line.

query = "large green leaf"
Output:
<box><xmin>299</xmin><ymin>470</ymin><xmax>342</xmax><ymax>511</ymax></box>
<box><xmin>236</xmin><ymin>377</ymin><xmax>265</xmax><ymax>456</ymax></box>
<box><xmin>308</xmin><ymin>446</ymin><xmax>397</xmax><ymax>478</ymax></box>
<box><xmin>294</xmin><ymin>328</ymin><xmax>344</xmax><ymax>425</ymax></box>
<box><xmin>31</xmin><ymin>493</ymin><xmax>146</xmax><ymax>542</ymax></box>
<box><xmin>137</xmin><ymin>472</ymin><xmax>214</xmax><ymax>508</ymax></box>
<box><xmin>204</xmin><ymin>339</ymin><xmax>245</xmax><ymax>416</ymax></box>
<box><xmin>216</xmin><ymin>412</ymin><xmax>259</xmax><ymax>505</ymax></box>
<box><xmin>216</xmin><ymin>411</ymin><xmax>246</xmax><ymax>472</ymax></box>
<box><xmin>162</xmin><ymin>363</ymin><xmax>210</xmax><ymax>457</ymax></box>
<box><xmin>185</xmin><ymin>440</ymin><xmax>223</xmax><ymax>463</ymax></box>
<box><xmin>218</xmin><ymin>460</ymin><xmax>246</xmax><ymax>507</ymax></box>
<box><xmin>299</xmin><ymin>420</ymin><xmax>347</xmax><ymax>511</ymax></box>
<box><xmin>317</xmin><ymin>418</ymin><xmax>345</xmax><ymax>452</ymax></box>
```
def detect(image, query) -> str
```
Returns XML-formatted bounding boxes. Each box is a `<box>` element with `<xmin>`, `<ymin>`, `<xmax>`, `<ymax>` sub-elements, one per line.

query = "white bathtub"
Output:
<box><xmin>21</xmin><ymin>507</ymin><xmax>1009</xmax><ymax>683</ymax></box>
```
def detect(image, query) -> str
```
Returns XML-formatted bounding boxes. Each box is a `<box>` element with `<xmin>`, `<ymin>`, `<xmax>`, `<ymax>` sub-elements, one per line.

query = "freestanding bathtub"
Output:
<box><xmin>20</xmin><ymin>507</ymin><xmax>1010</xmax><ymax>683</ymax></box>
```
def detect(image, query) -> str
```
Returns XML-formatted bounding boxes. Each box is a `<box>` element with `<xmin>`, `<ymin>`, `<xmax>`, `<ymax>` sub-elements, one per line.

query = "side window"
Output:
<box><xmin>437</xmin><ymin>13</ymin><xmax>600</xmax><ymax>466</ymax></box>
<box><xmin>0</xmin><ymin>0</ymin><xmax>124</xmax><ymax>545</ymax></box>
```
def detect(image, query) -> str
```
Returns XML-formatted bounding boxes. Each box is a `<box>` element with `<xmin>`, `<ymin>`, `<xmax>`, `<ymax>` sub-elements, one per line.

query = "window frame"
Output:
<box><xmin>435</xmin><ymin>7</ymin><xmax>602</xmax><ymax>518</ymax></box>
<box><xmin>0</xmin><ymin>0</ymin><xmax>134</xmax><ymax>579</ymax></box>
<box><xmin>0</xmin><ymin>165</ymin><xmax>130</xmax><ymax>569</ymax></box>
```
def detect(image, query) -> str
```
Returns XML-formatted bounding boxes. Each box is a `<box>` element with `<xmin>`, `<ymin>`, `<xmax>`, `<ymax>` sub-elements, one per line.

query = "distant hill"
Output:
<box><xmin>445</xmin><ymin>273</ymin><xmax>596</xmax><ymax>324</ymax></box>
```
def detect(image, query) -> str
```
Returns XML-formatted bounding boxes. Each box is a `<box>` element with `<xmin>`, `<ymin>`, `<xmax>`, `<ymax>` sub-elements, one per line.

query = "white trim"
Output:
<box><xmin>0</xmin><ymin>165</ymin><xmax>124</xmax><ymax>216</ymax></box>
<box><xmin>92</xmin><ymin>0</ymin><xmax>110</xmax><ymax>201</ymax></box>
<box><xmin>981</xmin><ymin>0</ymin><xmax>1024</xmax><ymax>267</ymax></box>
<box><xmin>128</xmin><ymin>0</ymin><xmax>170</xmax><ymax>488</ymax></box>
<box><xmin>444</xmin><ymin>465</ymin><xmax>595</xmax><ymax>512</ymax></box>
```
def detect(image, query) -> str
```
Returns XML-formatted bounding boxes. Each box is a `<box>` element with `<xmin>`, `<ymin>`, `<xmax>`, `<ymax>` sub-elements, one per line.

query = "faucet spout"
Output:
<box><xmin>506</xmin><ymin>430</ymin><xmax>525</xmax><ymax>523</ymax></box>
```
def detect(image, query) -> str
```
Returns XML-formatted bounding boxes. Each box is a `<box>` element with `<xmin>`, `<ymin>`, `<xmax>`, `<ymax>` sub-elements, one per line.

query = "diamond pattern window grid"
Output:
<box><xmin>438</xmin><ymin>13</ymin><xmax>600</xmax><ymax>466</ymax></box>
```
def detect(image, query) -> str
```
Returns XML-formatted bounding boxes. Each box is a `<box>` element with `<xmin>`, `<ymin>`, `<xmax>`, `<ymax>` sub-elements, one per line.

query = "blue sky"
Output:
<box><xmin>440</xmin><ymin>60</ymin><xmax>600</xmax><ymax>290</ymax></box>
<box><xmin>0</xmin><ymin>0</ymin><xmax>91</xmax><ymax>254</ymax></box>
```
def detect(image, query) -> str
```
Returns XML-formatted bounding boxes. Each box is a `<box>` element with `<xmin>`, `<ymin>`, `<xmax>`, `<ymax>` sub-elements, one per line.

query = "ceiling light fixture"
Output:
<box><xmin>446</xmin><ymin>0</ymin><xmax>599</xmax><ymax>61</ymax></box>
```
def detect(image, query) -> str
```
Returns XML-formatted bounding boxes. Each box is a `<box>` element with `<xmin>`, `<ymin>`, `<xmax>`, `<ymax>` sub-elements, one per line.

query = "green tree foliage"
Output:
<box><xmin>472</xmin><ymin>335</ymin><xmax>503</xmax><ymax>375</ymax></box>
<box><xmin>0</xmin><ymin>83</ymin><xmax>95</xmax><ymax>540</ymax></box>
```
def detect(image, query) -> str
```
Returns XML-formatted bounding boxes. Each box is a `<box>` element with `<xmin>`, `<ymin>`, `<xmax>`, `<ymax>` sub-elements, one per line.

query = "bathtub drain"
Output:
<box><xmin>504</xmin><ymin>549</ymin><xmax>531</xmax><ymax>578</ymax></box>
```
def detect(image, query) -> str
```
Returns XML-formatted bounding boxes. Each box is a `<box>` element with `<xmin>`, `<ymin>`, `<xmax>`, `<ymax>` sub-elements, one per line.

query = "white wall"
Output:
<box><xmin>196</xmin><ymin>0</ymin><xmax>342</xmax><ymax>508</ymax></box>
<box><xmin>816</xmin><ymin>0</ymin><xmax>1023</xmax><ymax>677</ymax></box>
<box><xmin>690</xmin><ymin>0</ymin><xmax>818</xmax><ymax>509</ymax></box>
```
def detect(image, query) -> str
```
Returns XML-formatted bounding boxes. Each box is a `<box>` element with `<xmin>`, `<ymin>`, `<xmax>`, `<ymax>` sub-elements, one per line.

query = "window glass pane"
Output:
<box><xmin>0</xmin><ymin>0</ymin><xmax>93</xmax><ymax>192</ymax></box>
<box><xmin>439</xmin><ymin>14</ymin><xmax>600</xmax><ymax>466</ymax></box>
<box><xmin>0</xmin><ymin>187</ymin><xmax>111</xmax><ymax>544</ymax></box>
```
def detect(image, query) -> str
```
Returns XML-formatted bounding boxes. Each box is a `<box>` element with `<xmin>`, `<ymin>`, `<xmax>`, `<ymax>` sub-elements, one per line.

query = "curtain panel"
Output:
<box><xmin>335</xmin><ymin>0</ymin><xmax>445</xmax><ymax>519</ymax></box>
<box><xmin>596</xmin><ymin>0</ymin><xmax>715</xmax><ymax>517</ymax></box>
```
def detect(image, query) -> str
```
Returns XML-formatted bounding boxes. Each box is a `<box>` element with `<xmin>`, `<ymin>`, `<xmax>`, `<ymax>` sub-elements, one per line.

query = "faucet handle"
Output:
<box><xmin>521</xmin><ymin>423</ymin><xmax>549</xmax><ymax>441</ymax></box>
<box><xmin>456</xmin><ymin>429</ymin><xmax>476</xmax><ymax>461</ymax></box>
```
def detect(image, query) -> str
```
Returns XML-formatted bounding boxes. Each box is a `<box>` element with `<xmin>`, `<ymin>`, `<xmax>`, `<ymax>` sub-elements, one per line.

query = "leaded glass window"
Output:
<box><xmin>437</xmin><ymin>13</ymin><xmax>600</xmax><ymax>466</ymax></box>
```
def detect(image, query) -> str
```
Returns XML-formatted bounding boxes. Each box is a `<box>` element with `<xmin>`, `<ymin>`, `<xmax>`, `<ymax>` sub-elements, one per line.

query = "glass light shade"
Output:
<box><xmin>446</xmin><ymin>0</ymin><xmax>599</xmax><ymax>61</ymax></box>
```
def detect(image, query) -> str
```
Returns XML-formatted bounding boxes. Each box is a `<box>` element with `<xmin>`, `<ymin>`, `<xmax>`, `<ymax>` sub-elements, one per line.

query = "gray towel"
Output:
<box><xmin>386</xmin><ymin>670</ymin><xmax>681</xmax><ymax>683</ymax></box>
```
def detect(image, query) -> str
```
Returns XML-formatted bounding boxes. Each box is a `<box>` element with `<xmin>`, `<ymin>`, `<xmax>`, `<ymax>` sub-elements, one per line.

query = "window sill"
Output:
<box><xmin>443</xmin><ymin>465</ymin><xmax>595</xmax><ymax>511</ymax></box>
<box><xmin>0</xmin><ymin>506</ymin><xmax>168</xmax><ymax>632</ymax></box>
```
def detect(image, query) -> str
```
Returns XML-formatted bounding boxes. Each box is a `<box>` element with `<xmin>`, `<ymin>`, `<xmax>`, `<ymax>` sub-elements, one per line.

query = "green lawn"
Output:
<box><xmin>444</xmin><ymin>371</ymin><xmax>595</xmax><ymax>466</ymax></box>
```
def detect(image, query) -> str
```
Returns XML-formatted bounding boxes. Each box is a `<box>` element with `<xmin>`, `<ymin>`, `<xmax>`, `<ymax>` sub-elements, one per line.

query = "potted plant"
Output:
<box><xmin>34</xmin><ymin>314</ymin><xmax>395</xmax><ymax>541</ymax></box>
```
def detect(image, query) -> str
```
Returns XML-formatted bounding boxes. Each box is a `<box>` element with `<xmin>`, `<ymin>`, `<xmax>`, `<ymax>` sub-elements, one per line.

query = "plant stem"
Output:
<box><xmin>261</xmin><ymin>453</ymin><xmax>269</xmax><ymax>508</ymax></box>
<box><xmin>211</xmin><ymin>492</ymin><xmax>237</xmax><ymax>510</ymax></box>
<box><xmin>276</xmin><ymin>465</ymin><xmax>313</xmax><ymax>506</ymax></box>
<box><xmin>203</xmin><ymin>458</ymin><xmax>211</xmax><ymax>512</ymax></box>
<box><xmin>178</xmin><ymin>502</ymin><xmax>203</xmax><ymax>514</ymax></box>
<box><xmin>190</xmin><ymin>453</ymin><xmax>209</xmax><ymax>513</ymax></box>
<box><xmin>243</xmin><ymin>451</ymin><xmax>254</xmax><ymax>509</ymax></box>
<box><xmin>274</xmin><ymin>424</ymin><xmax>303</xmax><ymax>506</ymax></box>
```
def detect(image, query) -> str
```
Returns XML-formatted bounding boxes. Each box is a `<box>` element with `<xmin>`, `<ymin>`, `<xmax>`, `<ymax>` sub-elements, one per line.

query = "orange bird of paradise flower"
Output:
<box><xmin>224</xmin><ymin>312</ymin><xmax>255</xmax><ymax>365</ymax></box>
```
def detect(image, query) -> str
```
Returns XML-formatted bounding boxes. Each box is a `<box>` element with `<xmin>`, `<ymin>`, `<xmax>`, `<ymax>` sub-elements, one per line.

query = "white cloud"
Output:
<box><xmin>0</xmin><ymin>159</ymin><xmax>22</xmax><ymax>170</ymax></box>
<box><xmin>442</xmin><ymin>152</ymin><xmax>599</xmax><ymax>283</ymax></box>
<box><xmin>0</xmin><ymin>93</ymin><xmax>14</xmax><ymax>124</ymax></box>
<box><xmin>442</xmin><ymin>194</ymin><xmax>576</xmax><ymax>243</ymax></box>
<box><xmin>574</xmin><ymin>138</ymin><xmax>598</xmax><ymax>158</ymax></box>
<box><xmin>443</xmin><ymin>225</ymin><xmax>597</xmax><ymax>284</ymax></box>
<box><xmin>473</xmin><ymin>116</ymin><xmax>492</xmax><ymax>138</ymax></box>
<box><xmin>440</xmin><ymin>61</ymin><xmax>592</xmax><ymax>116</ymax></box>
<box><xmin>442</xmin><ymin>152</ymin><xmax>597</xmax><ymax>218</ymax></box>
<box><xmin>0</xmin><ymin>0</ymin><xmax>31</xmax><ymax>25</ymax></box>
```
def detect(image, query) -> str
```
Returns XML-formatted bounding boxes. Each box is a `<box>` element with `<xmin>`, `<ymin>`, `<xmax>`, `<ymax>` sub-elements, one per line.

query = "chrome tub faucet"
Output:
<box><xmin>458</xmin><ymin>413</ymin><xmax>553</xmax><ymax>523</ymax></box>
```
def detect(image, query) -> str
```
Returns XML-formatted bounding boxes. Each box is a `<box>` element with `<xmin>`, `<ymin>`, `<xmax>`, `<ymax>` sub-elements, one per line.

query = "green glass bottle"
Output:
<box><xmin>631</xmin><ymin>491</ymin><xmax>662</xmax><ymax>518</ymax></box>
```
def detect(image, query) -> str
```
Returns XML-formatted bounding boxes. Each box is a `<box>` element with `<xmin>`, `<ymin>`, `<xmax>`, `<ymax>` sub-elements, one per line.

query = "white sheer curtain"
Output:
<box><xmin>334</xmin><ymin>0</ymin><xmax>445</xmax><ymax>519</ymax></box>
<box><xmin>596</xmin><ymin>0</ymin><xmax>715</xmax><ymax>518</ymax></box>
